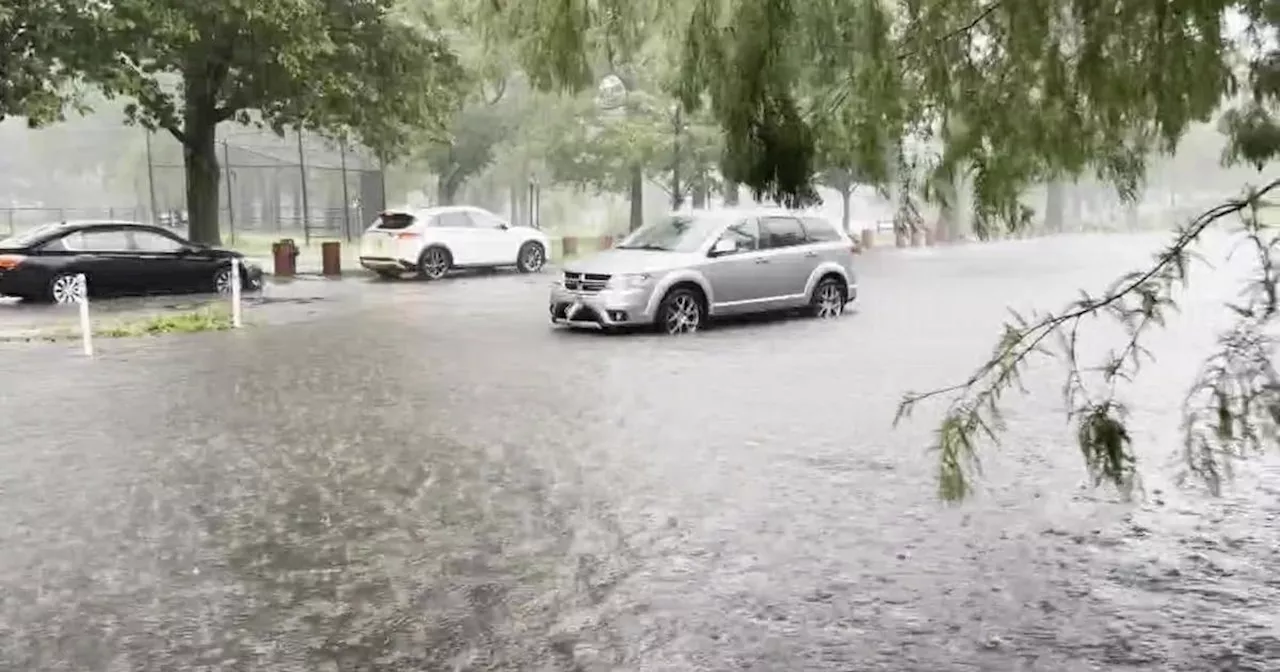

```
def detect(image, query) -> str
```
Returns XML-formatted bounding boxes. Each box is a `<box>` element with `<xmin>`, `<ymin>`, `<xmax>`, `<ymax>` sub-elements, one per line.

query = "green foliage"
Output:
<box><xmin>423</xmin><ymin>99</ymin><xmax>517</xmax><ymax>203</ymax></box>
<box><xmin>75</xmin><ymin>0</ymin><xmax>464</xmax><ymax>157</ymax></box>
<box><xmin>0</xmin><ymin>0</ymin><xmax>84</xmax><ymax>126</ymax></box>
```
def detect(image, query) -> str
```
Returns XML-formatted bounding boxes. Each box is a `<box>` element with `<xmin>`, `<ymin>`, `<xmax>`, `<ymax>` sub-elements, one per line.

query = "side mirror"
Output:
<box><xmin>709</xmin><ymin>239</ymin><xmax>737</xmax><ymax>256</ymax></box>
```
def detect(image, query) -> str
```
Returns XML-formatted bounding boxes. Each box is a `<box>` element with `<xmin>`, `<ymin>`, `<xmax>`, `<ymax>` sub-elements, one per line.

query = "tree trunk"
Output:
<box><xmin>628</xmin><ymin>164</ymin><xmax>643</xmax><ymax>232</ymax></box>
<box><xmin>437</xmin><ymin>173</ymin><xmax>459</xmax><ymax>206</ymax></box>
<box><xmin>182</xmin><ymin>114</ymin><xmax>221</xmax><ymax>245</ymax></box>
<box><xmin>839</xmin><ymin>186</ymin><xmax>852</xmax><ymax>233</ymax></box>
<box><xmin>1045</xmin><ymin>181</ymin><xmax>1065</xmax><ymax>233</ymax></box>
<box><xmin>723</xmin><ymin>180</ymin><xmax>739</xmax><ymax>206</ymax></box>
<box><xmin>692</xmin><ymin>173</ymin><xmax>707</xmax><ymax>209</ymax></box>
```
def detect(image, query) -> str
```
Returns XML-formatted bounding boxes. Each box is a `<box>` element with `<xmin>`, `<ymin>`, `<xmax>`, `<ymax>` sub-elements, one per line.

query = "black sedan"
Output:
<box><xmin>0</xmin><ymin>221</ymin><xmax>263</xmax><ymax>303</ymax></box>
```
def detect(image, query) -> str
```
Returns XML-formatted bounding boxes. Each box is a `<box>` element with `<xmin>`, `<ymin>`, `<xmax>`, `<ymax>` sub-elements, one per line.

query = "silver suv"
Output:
<box><xmin>549</xmin><ymin>208</ymin><xmax>858</xmax><ymax>334</ymax></box>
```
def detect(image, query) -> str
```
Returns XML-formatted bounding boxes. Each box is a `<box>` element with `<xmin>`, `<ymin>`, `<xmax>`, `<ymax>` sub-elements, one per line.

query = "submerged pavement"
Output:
<box><xmin>0</xmin><ymin>233</ymin><xmax>1277</xmax><ymax>671</ymax></box>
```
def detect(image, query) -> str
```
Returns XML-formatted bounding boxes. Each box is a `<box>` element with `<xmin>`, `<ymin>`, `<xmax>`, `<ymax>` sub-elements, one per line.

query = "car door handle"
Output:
<box><xmin>754</xmin><ymin>258</ymin><xmax>770</xmax><ymax>264</ymax></box>
<box><xmin>804</xmin><ymin>251</ymin><xmax>818</xmax><ymax>258</ymax></box>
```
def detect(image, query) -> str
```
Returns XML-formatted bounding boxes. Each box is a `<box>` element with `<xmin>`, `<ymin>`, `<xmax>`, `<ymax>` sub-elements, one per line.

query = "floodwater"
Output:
<box><xmin>0</xmin><ymin>232</ymin><xmax>1277</xmax><ymax>671</ymax></box>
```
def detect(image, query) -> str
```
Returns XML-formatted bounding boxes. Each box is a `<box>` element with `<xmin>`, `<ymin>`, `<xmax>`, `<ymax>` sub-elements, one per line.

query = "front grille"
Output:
<box><xmin>563</xmin><ymin>271</ymin><xmax>610</xmax><ymax>293</ymax></box>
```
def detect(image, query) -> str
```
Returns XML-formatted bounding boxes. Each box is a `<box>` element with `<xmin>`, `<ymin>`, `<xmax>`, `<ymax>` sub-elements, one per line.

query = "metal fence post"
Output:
<box><xmin>296</xmin><ymin>129</ymin><xmax>311</xmax><ymax>246</ymax></box>
<box><xmin>223</xmin><ymin>141</ymin><xmax>236</xmax><ymax>243</ymax></box>
<box><xmin>339</xmin><ymin>141</ymin><xmax>352</xmax><ymax>242</ymax></box>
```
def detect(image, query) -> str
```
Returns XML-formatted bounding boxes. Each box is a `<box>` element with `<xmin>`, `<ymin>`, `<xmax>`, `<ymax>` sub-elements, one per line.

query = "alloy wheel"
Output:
<box><xmin>51</xmin><ymin>275</ymin><xmax>83</xmax><ymax>305</ymax></box>
<box><xmin>664</xmin><ymin>294</ymin><xmax>701</xmax><ymax>334</ymax></box>
<box><xmin>816</xmin><ymin>283</ymin><xmax>844</xmax><ymax>318</ymax></box>
<box><xmin>522</xmin><ymin>245</ymin><xmax>545</xmax><ymax>271</ymax></box>
<box><xmin>214</xmin><ymin>268</ymin><xmax>234</xmax><ymax>294</ymax></box>
<box><xmin>422</xmin><ymin>249</ymin><xmax>449</xmax><ymax>279</ymax></box>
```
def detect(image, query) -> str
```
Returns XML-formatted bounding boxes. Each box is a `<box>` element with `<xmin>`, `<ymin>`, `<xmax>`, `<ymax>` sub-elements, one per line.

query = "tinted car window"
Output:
<box><xmin>374</xmin><ymin>212</ymin><xmax>416</xmax><ymax>230</ymax></box>
<box><xmin>433</xmin><ymin>212</ymin><xmax>474</xmax><ymax>228</ymax></box>
<box><xmin>759</xmin><ymin>217</ymin><xmax>807</xmax><ymax>249</ymax></box>
<box><xmin>715</xmin><ymin>219</ymin><xmax>760</xmax><ymax>253</ymax></box>
<box><xmin>131</xmin><ymin>230</ymin><xmax>184</xmax><ymax>252</ymax></box>
<box><xmin>76</xmin><ymin>230</ymin><xmax>131</xmax><ymax>251</ymax></box>
<box><xmin>802</xmin><ymin>217</ymin><xmax>842</xmax><ymax>242</ymax></box>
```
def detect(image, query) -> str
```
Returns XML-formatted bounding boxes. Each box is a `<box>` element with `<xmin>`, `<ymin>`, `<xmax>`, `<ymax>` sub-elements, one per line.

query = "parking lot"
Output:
<box><xmin>2</xmin><ymin>233</ymin><xmax>1278</xmax><ymax>671</ymax></box>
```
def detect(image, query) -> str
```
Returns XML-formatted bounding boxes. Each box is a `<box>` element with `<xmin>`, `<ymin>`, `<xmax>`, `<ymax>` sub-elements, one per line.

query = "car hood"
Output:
<box><xmin>564</xmin><ymin>248</ymin><xmax>701</xmax><ymax>275</ymax></box>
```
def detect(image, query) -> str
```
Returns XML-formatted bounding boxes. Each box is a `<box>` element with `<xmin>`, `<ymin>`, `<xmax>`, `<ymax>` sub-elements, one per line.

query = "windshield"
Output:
<box><xmin>616</xmin><ymin>215</ymin><xmax>725</xmax><ymax>252</ymax></box>
<box><xmin>0</xmin><ymin>222</ymin><xmax>64</xmax><ymax>248</ymax></box>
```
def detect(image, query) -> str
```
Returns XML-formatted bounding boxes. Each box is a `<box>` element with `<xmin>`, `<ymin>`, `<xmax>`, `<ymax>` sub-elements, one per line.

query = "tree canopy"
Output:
<box><xmin>6</xmin><ymin>0</ymin><xmax>467</xmax><ymax>244</ymax></box>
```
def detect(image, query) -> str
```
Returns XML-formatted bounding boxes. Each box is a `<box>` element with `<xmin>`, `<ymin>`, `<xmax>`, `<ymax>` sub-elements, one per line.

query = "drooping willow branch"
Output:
<box><xmin>896</xmin><ymin>178</ymin><xmax>1280</xmax><ymax>502</ymax></box>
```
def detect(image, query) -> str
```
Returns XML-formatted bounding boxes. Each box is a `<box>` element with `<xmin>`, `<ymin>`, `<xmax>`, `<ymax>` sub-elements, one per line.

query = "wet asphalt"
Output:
<box><xmin>1</xmin><ymin>233</ymin><xmax>1278</xmax><ymax>671</ymax></box>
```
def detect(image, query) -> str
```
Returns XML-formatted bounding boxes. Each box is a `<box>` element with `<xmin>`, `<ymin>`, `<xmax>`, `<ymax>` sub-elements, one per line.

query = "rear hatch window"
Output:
<box><xmin>374</xmin><ymin>212</ymin><xmax>416</xmax><ymax>230</ymax></box>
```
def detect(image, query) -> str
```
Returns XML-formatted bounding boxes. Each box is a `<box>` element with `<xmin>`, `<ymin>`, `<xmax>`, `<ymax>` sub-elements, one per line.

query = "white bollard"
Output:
<box><xmin>76</xmin><ymin>274</ymin><xmax>93</xmax><ymax>356</ymax></box>
<box><xmin>229</xmin><ymin>258</ymin><xmax>242</xmax><ymax>328</ymax></box>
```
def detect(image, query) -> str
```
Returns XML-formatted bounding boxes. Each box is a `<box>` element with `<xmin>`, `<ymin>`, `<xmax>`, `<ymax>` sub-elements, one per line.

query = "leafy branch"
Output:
<box><xmin>896</xmin><ymin>178</ymin><xmax>1280</xmax><ymax>502</ymax></box>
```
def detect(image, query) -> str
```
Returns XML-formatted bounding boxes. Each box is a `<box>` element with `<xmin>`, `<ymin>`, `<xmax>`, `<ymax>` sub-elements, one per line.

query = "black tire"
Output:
<box><xmin>655</xmin><ymin>286</ymin><xmax>705</xmax><ymax>335</ymax></box>
<box><xmin>517</xmin><ymin>241</ymin><xmax>546</xmax><ymax>273</ymax></box>
<box><xmin>46</xmin><ymin>272</ymin><xmax>83</xmax><ymax>305</ymax></box>
<box><xmin>416</xmin><ymin>246</ymin><xmax>452</xmax><ymax>280</ymax></box>
<box><xmin>213</xmin><ymin>265</ymin><xmax>235</xmax><ymax>295</ymax></box>
<box><xmin>809</xmin><ymin>276</ymin><xmax>846</xmax><ymax>319</ymax></box>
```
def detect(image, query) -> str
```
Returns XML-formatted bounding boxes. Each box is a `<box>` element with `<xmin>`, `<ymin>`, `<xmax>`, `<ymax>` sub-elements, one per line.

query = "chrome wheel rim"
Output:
<box><xmin>816</xmin><ymin>284</ymin><xmax>844</xmax><ymax>318</ymax></box>
<box><xmin>522</xmin><ymin>245</ymin><xmax>544</xmax><ymax>271</ymax></box>
<box><xmin>664</xmin><ymin>294</ymin><xmax>700</xmax><ymax>334</ymax></box>
<box><xmin>423</xmin><ymin>249</ymin><xmax>449</xmax><ymax>278</ymax></box>
<box><xmin>51</xmin><ymin>275</ymin><xmax>82</xmax><ymax>304</ymax></box>
<box><xmin>214</xmin><ymin>268</ymin><xmax>233</xmax><ymax>294</ymax></box>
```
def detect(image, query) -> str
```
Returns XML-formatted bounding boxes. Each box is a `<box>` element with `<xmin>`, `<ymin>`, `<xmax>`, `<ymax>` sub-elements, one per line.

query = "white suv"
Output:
<box><xmin>359</xmin><ymin>205</ymin><xmax>551</xmax><ymax>280</ymax></box>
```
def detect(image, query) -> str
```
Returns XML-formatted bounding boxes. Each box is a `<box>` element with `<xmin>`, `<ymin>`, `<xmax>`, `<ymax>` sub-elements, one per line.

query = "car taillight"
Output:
<box><xmin>0</xmin><ymin>254</ymin><xmax>26</xmax><ymax>270</ymax></box>
<box><xmin>395</xmin><ymin>232</ymin><xmax>419</xmax><ymax>240</ymax></box>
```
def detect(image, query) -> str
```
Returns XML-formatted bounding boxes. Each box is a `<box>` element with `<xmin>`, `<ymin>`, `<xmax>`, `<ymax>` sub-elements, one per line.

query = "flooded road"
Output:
<box><xmin>1</xmin><ymin>233</ymin><xmax>1277</xmax><ymax>671</ymax></box>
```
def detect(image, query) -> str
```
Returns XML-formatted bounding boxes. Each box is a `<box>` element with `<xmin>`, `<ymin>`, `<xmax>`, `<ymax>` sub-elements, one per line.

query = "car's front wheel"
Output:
<box><xmin>656</xmin><ymin>287</ymin><xmax>704</xmax><ymax>335</ymax></box>
<box><xmin>517</xmin><ymin>241</ymin><xmax>546</xmax><ymax>273</ymax></box>
<box><xmin>213</xmin><ymin>266</ymin><xmax>235</xmax><ymax>295</ymax></box>
<box><xmin>809</xmin><ymin>276</ymin><xmax>846</xmax><ymax>319</ymax></box>
<box><xmin>47</xmin><ymin>272</ymin><xmax>84</xmax><ymax>305</ymax></box>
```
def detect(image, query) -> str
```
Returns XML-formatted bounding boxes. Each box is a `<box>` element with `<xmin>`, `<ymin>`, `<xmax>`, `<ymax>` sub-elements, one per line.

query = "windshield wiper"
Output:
<box><xmin>616</xmin><ymin>243</ymin><xmax>670</xmax><ymax>251</ymax></box>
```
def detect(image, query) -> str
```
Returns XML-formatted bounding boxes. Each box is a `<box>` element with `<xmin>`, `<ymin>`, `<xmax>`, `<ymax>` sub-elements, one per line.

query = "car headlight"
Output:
<box><xmin>608</xmin><ymin>273</ymin><xmax>652</xmax><ymax>290</ymax></box>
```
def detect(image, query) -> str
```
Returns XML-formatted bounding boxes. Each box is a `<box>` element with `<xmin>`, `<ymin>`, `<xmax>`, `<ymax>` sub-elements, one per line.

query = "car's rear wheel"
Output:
<box><xmin>416</xmin><ymin>246</ymin><xmax>452</xmax><ymax>280</ymax></box>
<box><xmin>656</xmin><ymin>287</ymin><xmax>704</xmax><ymax>335</ymax></box>
<box><xmin>517</xmin><ymin>241</ymin><xmax>546</xmax><ymax>273</ymax></box>
<box><xmin>810</xmin><ymin>276</ymin><xmax>846</xmax><ymax>318</ymax></box>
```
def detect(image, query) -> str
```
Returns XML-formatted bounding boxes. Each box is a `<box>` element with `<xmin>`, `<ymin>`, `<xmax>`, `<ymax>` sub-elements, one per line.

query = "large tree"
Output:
<box><xmin>69</xmin><ymin>0</ymin><xmax>465</xmax><ymax>244</ymax></box>
<box><xmin>469</xmin><ymin>0</ymin><xmax>1280</xmax><ymax>501</ymax></box>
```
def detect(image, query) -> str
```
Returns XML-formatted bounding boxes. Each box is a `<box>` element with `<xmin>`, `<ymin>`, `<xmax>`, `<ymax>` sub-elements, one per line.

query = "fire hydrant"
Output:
<box><xmin>272</xmin><ymin>239</ymin><xmax>299</xmax><ymax>277</ymax></box>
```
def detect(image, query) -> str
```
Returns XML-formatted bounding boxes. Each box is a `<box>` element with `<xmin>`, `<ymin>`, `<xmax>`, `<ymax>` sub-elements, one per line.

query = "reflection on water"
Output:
<box><xmin>0</xmin><ymin>233</ymin><xmax>1277</xmax><ymax>670</ymax></box>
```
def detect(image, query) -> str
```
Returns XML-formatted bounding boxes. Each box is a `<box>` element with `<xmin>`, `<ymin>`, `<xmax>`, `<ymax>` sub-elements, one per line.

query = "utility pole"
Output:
<box><xmin>145</xmin><ymin>130</ymin><xmax>159</xmax><ymax>223</ymax></box>
<box><xmin>296</xmin><ymin>128</ymin><xmax>311</xmax><ymax>245</ymax></box>
<box><xmin>222</xmin><ymin>141</ymin><xmax>236</xmax><ymax>243</ymax></box>
<box><xmin>338</xmin><ymin>141</ymin><xmax>352</xmax><ymax>242</ymax></box>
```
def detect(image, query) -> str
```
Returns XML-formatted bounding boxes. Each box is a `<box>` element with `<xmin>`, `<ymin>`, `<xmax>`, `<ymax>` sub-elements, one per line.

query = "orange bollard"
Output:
<box><xmin>911</xmin><ymin>230</ymin><xmax>925</xmax><ymax>247</ymax></box>
<box><xmin>272</xmin><ymin>239</ymin><xmax>298</xmax><ymax>277</ymax></box>
<box><xmin>320</xmin><ymin>241</ymin><xmax>342</xmax><ymax>276</ymax></box>
<box><xmin>860</xmin><ymin>229</ymin><xmax>874</xmax><ymax>251</ymax></box>
<box><xmin>598</xmin><ymin>235</ymin><xmax>614</xmax><ymax>250</ymax></box>
<box><xmin>562</xmin><ymin>236</ymin><xmax>578</xmax><ymax>257</ymax></box>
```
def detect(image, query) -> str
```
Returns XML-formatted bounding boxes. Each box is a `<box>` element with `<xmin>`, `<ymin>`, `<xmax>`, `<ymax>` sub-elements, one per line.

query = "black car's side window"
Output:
<box><xmin>131</xmin><ymin>230</ymin><xmax>184</xmax><ymax>252</ymax></box>
<box><xmin>715</xmin><ymin>219</ymin><xmax>760</xmax><ymax>254</ymax></box>
<box><xmin>71</xmin><ymin>230</ymin><xmax>131</xmax><ymax>252</ymax></box>
<box><xmin>759</xmin><ymin>216</ymin><xmax>807</xmax><ymax>249</ymax></box>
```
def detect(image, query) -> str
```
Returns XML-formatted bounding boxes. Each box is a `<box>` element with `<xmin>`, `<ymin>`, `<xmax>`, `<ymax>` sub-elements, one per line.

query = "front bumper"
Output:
<box><xmin>549</xmin><ymin>284</ymin><xmax>655</xmax><ymax>329</ymax></box>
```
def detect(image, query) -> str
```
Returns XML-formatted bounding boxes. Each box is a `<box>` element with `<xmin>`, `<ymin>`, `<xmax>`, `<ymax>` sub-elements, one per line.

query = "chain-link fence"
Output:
<box><xmin>2</xmin><ymin>123</ymin><xmax>386</xmax><ymax>245</ymax></box>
